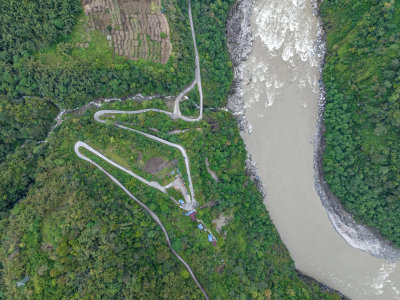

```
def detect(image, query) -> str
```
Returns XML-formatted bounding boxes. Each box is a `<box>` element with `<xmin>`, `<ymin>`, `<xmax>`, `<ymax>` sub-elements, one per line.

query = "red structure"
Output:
<box><xmin>189</xmin><ymin>211</ymin><xmax>197</xmax><ymax>221</ymax></box>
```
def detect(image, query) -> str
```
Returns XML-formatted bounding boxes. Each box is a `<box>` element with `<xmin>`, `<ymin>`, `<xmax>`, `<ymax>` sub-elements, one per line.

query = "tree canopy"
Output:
<box><xmin>321</xmin><ymin>0</ymin><xmax>400</xmax><ymax>246</ymax></box>
<box><xmin>0</xmin><ymin>0</ymin><xmax>342</xmax><ymax>299</ymax></box>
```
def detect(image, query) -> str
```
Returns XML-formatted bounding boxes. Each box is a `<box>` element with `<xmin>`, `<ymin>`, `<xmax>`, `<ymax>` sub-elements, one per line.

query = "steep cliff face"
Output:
<box><xmin>226</xmin><ymin>0</ymin><xmax>253</xmax><ymax>132</ymax></box>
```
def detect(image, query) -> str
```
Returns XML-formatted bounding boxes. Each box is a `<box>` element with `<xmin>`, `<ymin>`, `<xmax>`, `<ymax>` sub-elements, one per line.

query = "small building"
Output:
<box><xmin>208</xmin><ymin>234</ymin><xmax>213</xmax><ymax>242</ymax></box>
<box><xmin>212</xmin><ymin>240</ymin><xmax>217</xmax><ymax>246</ymax></box>
<box><xmin>198</xmin><ymin>224</ymin><xmax>204</xmax><ymax>230</ymax></box>
<box><xmin>189</xmin><ymin>211</ymin><xmax>197</xmax><ymax>221</ymax></box>
<box><xmin>179</xmin><ymin>199</ymin><xmax>185</xmax><ymax>204</ymax></box>
<box><xmin>15</xmin><ymin>276</ymin><xmax>30</xmax><ymax>287</ymax></box>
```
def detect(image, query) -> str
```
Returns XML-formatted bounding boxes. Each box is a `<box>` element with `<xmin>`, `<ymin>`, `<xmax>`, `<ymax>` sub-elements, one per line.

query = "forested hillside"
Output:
<box><xmin>0</xmin><ymin>0</ymin><xmax>194</xmax><ymax>108</ymax></box>
<box><xmin>0</xmin><ymin>97</ymin><xmax>58</xmax><ymax>162</ymax></box>
<box><xmin>0</xmin><ymin>0</ymin><xmax>341</xmax><ymax>299</ymax></box>
<box><xmin>0</xmin><ymin>101</ymin><xmax>340</xmax><ymax>299</ymax></box>
<box><xmin>0</xmin><ymin>0</ymin><xmax>81</xmax><ymax>62</ymax></box>
<box><xmin>0</xmin><ymin>97</ymin><xmax>58</xmax><ymax>218</ymax></box>
<box><xmin>320</xmin><ymin>0</ymin><xmax>400</xmax><ymax>246</ymax></box>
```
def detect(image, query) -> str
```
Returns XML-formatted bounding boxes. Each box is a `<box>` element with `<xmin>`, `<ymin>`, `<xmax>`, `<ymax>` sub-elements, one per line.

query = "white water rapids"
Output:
<box><xmin>240</xmin><ymin>0</ymin><xmax>400</xmax><ymax>299</ymax></box>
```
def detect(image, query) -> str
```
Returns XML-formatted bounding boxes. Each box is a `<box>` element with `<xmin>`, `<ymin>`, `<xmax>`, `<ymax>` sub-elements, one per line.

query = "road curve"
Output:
<box><xmin>94</xmin><ymin>110</ymin><xmax>196</xmax><ymax>201</ymax></box>
<box><xmin>188</xmin><ymin>0</ymin><xmax>203</xmax><ymax>120</ymax></box>
<box><xmin>75</xmin><ymin>1</ymin><xmax>209</xmax><ymax>299</ymax></box>
<box><xmin>75</xmin><ymin>141</ymin><xmax>166</xmax><ymax>193</ymax></box>
<box><xmin>74</xmin><ymin>142</ymin><xmax>209</xmax><ymax>299</ymax></box>
<box><xmin>173</xmin><ymin>0</ymin><xmax>203</xmax><ymax>120</ymax></box>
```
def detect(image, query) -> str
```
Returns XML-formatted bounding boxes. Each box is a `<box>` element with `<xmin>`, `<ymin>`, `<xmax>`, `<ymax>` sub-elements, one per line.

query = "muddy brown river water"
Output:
<box><xmin>240</xmin><ymin>0</ymin><xmax>400</xmax><ymax>299</ymax></box>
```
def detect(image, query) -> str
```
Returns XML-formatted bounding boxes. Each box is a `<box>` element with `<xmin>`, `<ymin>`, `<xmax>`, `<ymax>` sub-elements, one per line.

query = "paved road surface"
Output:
<box><xmin>94</xmin><ymin>110</ymin><xmax>196</xmax><ymax>204</ymax></box>
<box><xmin>75</xmin><ymin>1</ymin><xmax>209</xmax><ymax>299</ymax></box>
<box><xmin>74</xmin><ymin>142</ymin><xmax>209</xmax><ymax>299</ymax></box>
<box><xmin>75</xmin><ymin>141</ymin><xmax>166</xmax><ymax>193</ymax></box>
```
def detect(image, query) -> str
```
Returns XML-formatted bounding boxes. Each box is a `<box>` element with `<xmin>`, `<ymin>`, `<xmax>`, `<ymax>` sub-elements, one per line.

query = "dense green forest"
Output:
<box><xmin>0</xmin><ymin>0</ymin><xmax>194</xmax><ymax>108</ymax></box>
<box><xmin>0</xmin><ymin>101</ymin><xmax>339</xmax><ymax>299</ymax></box>
<box><xmin>0</xmin><ymin>97</ymin><xmax>58</xmax><ymax>162</ymax></box>
<box><xmin>320</xmin><ymin>0</ymin><xmax>400</xmax><ymax>246</ymax></box>
<box><xmin>0</xmin><ymin>0</ymin><xmax>341</xmax><ymax>299</ymax></box>
<box><xmin>0</xmin><ymin>97</ymin><xmax>58</xmax><ymax>218</ymax></box>
<box><xmin>0</xmin><ymin>0</ymin><xmax>81</xmax><ymax>62</ymax></box>
<box><xmin>0</xmin><ymin>0</ymin><xmax>232</xmax><ymax>109</ymax></box>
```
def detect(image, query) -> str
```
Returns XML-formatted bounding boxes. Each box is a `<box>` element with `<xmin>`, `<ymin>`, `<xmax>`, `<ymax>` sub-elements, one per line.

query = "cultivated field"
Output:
<box><xmin>81</xmin><ymin>0</ymin><xmax>172</xmax><ymax>64</ymax></box>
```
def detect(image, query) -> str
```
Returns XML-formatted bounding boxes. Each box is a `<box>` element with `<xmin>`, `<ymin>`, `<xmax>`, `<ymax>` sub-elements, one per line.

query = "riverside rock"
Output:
<box><xmin>226</xmin><ymin>0</ymin><xmax>254</xmax><ymax>133</ymax></box>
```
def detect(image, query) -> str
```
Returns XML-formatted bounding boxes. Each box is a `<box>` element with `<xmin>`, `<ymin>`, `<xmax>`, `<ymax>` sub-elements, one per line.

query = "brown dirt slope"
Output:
<box><xmin>143</xmin><ymin>157</ymin><xmax>178</xmax><ymax>174</ymax></box>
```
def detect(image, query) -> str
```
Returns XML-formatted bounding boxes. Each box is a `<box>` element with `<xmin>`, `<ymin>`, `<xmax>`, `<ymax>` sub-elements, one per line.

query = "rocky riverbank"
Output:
<box><xmin>226</xmin><ymin>0</ymin><xmax>267</xmax><ymax>197</ymax></box>
<box><xmin>226</xmin><ymin>2</ymin><xmax>350</xmax><ymax>297</ymax></box>
<box><xmin>227</xmin><ymin>0</ymin><xmax>400</xmax><ymax>262</ymax></box>
<box><xmin>226</xmin><ymin>0</ymin><xmax>253</xmax><ymax>133</ymax></box>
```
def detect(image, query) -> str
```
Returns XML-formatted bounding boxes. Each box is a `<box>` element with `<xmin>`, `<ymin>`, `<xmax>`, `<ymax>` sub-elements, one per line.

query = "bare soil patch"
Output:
<box><xmin>212</xmin><ymin>213</ymin><xmax>233</xmax><ymax>234</ymax></box>
<box><xmin>144</xmin><ymin>157</ymin><xmax>177</xmax><ymax>174</ymax></box>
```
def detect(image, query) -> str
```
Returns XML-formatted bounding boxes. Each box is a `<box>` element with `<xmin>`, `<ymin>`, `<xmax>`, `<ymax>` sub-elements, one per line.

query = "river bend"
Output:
<box><xmin>240</xmin><ymin>0</ymin><xmax>400</xmax><ymax>299</ymax></box>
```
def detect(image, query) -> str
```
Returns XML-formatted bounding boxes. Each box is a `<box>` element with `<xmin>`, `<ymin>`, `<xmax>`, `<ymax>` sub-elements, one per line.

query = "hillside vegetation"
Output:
<box><xmin>320</xmin><ymin>0</ymin><xmax>400</xmax><ymax>246</ymax></box>
<box><xmin>0</xmin><ymin>97</ymin><xmax>58</xmax><ymax>163</ymax></box>
<box><xmin>0</xmin><ymin>100</ymin><xmax>340</xmax><ymax>299</ymax></box>
<box><xmin>0</xmin><ymin>97</ymin><xmax>58</xmax><ymax>218</ymax></box>
<box><xmin>0</xmin><ymin>0</ymin><xmax>194</xmax><ymax>108</ymax></box>
<box><xmin>0</xmin><ymin>0</ymin><xmax>341</xmax><ymax>299</ymax></box>
<box><xmin>0</xmin><ymin>0</ymin><xmax>81</xmax><ymax>62</ymax></box>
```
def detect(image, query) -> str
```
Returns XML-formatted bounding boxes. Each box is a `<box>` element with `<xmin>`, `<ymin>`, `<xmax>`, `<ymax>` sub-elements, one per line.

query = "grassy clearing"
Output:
<box><xmin>83</xmin><ymin>134</ymin><xmax>182</xmax><ymax>187</ymax></box>
<box><xmin>35</xmin><ymin>13</ymin><xmax>127</xmax><ymax>69</ymax></box>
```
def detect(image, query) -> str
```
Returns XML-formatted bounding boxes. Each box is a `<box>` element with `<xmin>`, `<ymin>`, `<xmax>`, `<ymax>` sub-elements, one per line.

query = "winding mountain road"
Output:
<box><xmin>74</xmin><ymin>143</ymin><xmax>208</xmax><ymax>298</ymax></box>
<box><xmin>74</xmin><ymin>1</ymin><xmax>209</xmax><ymax>299</ymax></box>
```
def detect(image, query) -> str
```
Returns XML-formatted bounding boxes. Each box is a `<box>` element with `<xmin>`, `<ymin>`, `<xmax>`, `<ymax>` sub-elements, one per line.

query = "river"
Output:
<box><xmin>239</xmin><ymin>0</ymin><xmax>400</xmax><ymax>299</ymax></box>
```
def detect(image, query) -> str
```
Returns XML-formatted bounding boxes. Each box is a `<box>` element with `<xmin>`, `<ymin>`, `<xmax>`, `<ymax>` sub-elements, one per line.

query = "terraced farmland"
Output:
<box><xmin>82</xmin><ymin>0</ymin><xmax>172</xmax><ymax>63</ymax></box>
